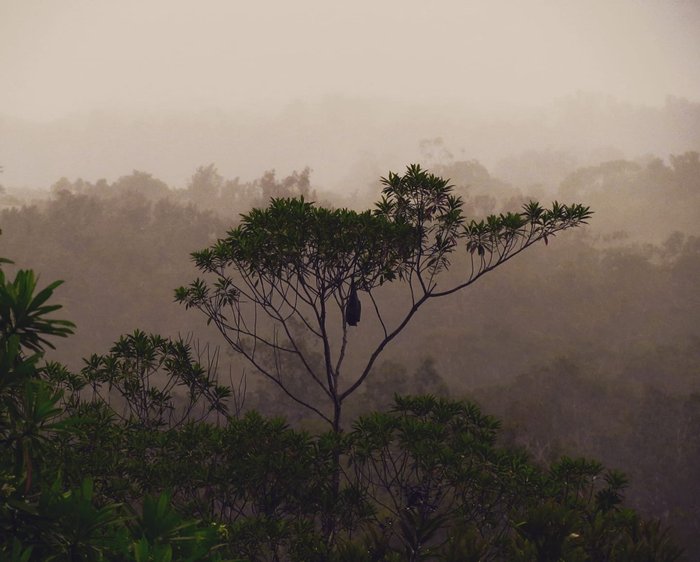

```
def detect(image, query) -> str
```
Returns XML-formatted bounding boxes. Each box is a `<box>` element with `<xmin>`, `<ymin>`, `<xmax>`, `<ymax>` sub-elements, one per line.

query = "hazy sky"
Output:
<box><xmin>2</xmin><ymin>0</ymin><xmax>699</xmax><ymax>121</ymax></box>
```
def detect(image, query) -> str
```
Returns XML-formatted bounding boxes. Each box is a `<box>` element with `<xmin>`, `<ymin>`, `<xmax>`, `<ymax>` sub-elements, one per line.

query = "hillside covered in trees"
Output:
<box><xmin>1</xmin><ymin>149</ymin><xmax>699</xmax><ymax>558</ymax></box>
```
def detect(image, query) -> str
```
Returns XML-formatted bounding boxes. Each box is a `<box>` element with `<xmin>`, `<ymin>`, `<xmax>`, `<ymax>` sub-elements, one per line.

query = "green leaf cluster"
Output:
<box><xmin>180</xmin><ymin>196</ymin><xmax>418</xmax><ymax>304</ymax></box>
<box><xmin>0</xmin><ymin>256</ymin><xmax>231</xmax><ymax>561</ymax></box>
<box><xmin>0</xmin><ymin>264</ymin><xmax>74</xmax><ymax>354</ymax></box>
<box><xmin>76</xmin><ymin>330</ymin><xmax>231</xmax><ymax>429</ymax></box>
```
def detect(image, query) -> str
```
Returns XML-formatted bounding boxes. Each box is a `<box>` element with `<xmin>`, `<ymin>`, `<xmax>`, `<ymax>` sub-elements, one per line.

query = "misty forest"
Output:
<box><xmin>2</xmin><ymin>2</ymin><xmax>700</xmax><ymax>561</ymax></box>
<box><xmin>2</xmin><ymin>123</ymin><xmax>699</xmax><ymax>560</ymax></box>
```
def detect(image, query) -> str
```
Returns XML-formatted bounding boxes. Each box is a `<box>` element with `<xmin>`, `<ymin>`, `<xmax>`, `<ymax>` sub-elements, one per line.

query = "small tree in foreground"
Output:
<box><xmin>177</xmin><ymin>165</ymin><xmax>591</xmax><ymax>432</ymax></box>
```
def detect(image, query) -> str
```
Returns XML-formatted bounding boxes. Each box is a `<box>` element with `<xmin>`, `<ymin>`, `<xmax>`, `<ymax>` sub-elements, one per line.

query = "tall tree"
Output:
<box><xmin>177</xmin><ymin>164</ymin><xmax>591</xmax><ymax>432</ymax></box>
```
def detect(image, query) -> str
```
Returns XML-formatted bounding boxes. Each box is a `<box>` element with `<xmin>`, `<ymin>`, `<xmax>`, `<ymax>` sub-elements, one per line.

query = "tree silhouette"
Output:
<box><xmin>177</xmin><ymin>164</ymin><xmax>592</xmax><ymax>433</ymax></box>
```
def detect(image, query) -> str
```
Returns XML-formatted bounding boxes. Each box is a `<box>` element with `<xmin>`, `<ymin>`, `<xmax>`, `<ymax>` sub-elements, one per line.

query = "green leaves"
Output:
<box><xmin>375</xmin><ymin>166</ymin><xmax>593</xmax><ymax>289</ymax></box>
<box><xmin>80</xmin><ymin>330</ymin><xmax>231</xmax><ymax>429</ymax></box>
<box><xmin>464</xmin><ymin>200</ymin><xmax>593</xmax><ymax>256</ymax></box>
<box><xmin>377</xmin><ymin>165</ymin><xmax>465</xmax><ymax>277</ymax></box>
<box><xmin>5</xmin><ymin>379</ymin><xmax>68</xmax><ymax>493</ymax></box>
<box><xmin>0</xmin><ymin>258</ymin><xmax>78</xmax><ymax>496</ymax></box>
<box><xmin>348</xmin><ymin>396</ymin><xmax>509</xmax><ymax>557</ymax></box>
<box><xmin>4</xmin><ymin>478</ymin><xmax>226</xmax><ymax>562</ymax></box>
<box><xmin>131</xmin><ymin>490</ymin><xmax>223</xmax><ymax>561</ymax></box>
<box><xmin>39</xmin><ymin>477</ymin><xmax>127</xmax><ymax>561</ymax></box>
<box><xmin>0</xmin><ymin>267</ymin><xmax>75</xmax><ymax>354</ymax></box>
<box><xmin>186</xmin><ymin>196</ymin><xmax>417</xmax><ymax>292</ymax></box>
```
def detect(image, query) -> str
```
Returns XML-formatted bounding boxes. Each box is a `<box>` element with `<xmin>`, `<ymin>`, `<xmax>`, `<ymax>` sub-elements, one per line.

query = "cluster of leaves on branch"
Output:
<box><xmin>181</xmin><ymin>198</ymin><xmax>417</xmax><ymax>326</ymax></box>
<box><xmin>76</xmin><ymin>330</ymin><xmax>232</xmax><ymax>430</ymax></box>
<box><xmin>375</xmin><ymin>165</ymin><xmax>592</xmax><ymax>294</ymax></box>
<box><xmin>0</xmin><ymin>263</ymin><xmax>75</xmax><ymax>354</ymax></box>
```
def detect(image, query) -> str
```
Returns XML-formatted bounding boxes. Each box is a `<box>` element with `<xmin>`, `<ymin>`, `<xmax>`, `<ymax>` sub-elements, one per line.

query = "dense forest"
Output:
<box><xmin>1</xmin><ymin>148</ymin><xmax>699</xmax><ymax>559</ymax></box>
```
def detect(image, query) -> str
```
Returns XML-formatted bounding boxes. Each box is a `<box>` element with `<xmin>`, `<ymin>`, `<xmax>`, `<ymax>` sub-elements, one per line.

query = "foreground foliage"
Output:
<box><xmin>0</xmin><ymin>255</ymin><xmax>682</xmax><ymax>560</ymax></box>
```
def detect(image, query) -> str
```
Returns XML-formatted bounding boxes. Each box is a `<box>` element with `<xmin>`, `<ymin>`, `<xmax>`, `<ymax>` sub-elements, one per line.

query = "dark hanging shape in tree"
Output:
<box><xmin>346</xmin><ymin>280</ymin><xmax>361</xmax><ymax>326</ymax></box>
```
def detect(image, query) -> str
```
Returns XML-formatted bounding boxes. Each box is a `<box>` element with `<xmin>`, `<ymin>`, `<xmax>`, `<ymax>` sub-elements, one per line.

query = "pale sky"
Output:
<box><xmin>2</xmin><ymin>0</ymin><xmax>699</xmax><ymax>121</ymax></box>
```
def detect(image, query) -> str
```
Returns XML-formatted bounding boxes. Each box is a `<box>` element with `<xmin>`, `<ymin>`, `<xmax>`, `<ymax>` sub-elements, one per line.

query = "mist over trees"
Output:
<box><xmin>4</xmin><ymin>0</ymin><xmax>700</xmax><ymax>555</ymax></box>
<box><xmin>2</xmin><ymin>94</ymin><xmax>699</xmax><ymax>194</ymax></box>
<box><xmin>1</xmin><ymin>104</ymin><xmax>700</xmax><ymax>556</ymax></box>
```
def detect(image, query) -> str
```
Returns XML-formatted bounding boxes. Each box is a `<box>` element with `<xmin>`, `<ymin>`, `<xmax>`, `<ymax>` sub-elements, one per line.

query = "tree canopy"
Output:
<box><xmin>177</xmin><ymin>165</ymin><xmax>592</xmax><ymax>431</ymax></box>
